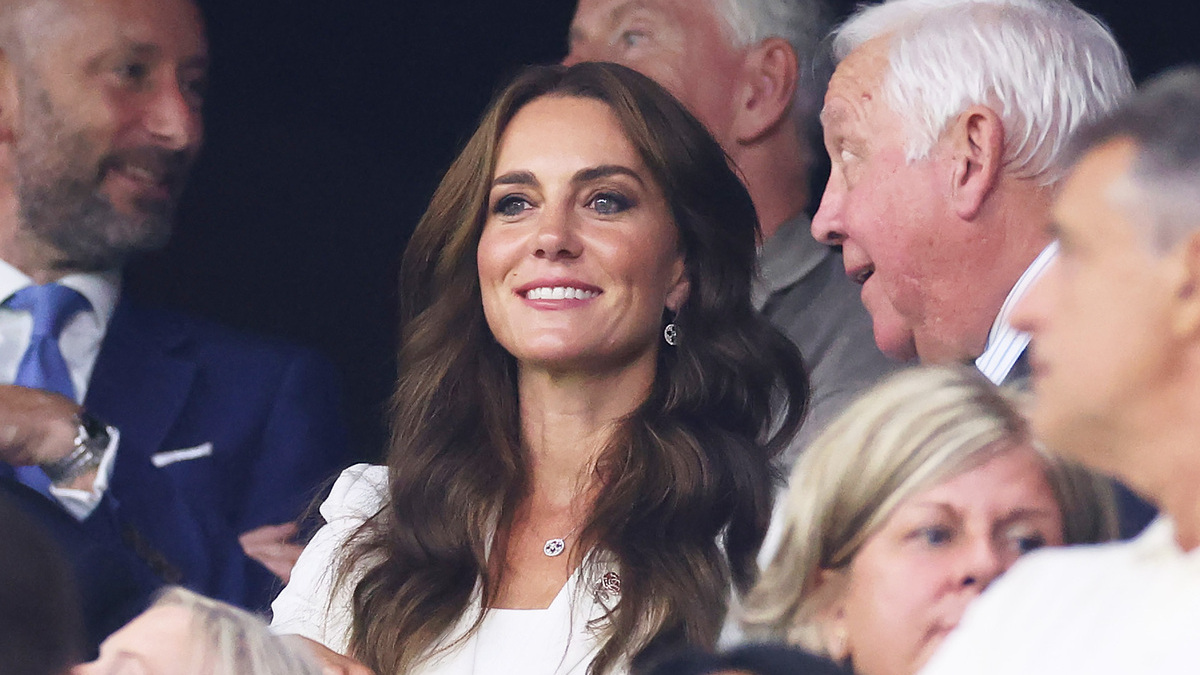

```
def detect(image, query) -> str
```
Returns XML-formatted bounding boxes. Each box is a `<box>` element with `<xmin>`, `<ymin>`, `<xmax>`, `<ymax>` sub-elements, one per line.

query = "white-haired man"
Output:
<box><xmin>812</xmin><ymin>0</ymin><xmax>1160</xmax><ymax>535</ymax></box>
<box><xmin>917</xmin><ymin>65</ymin><xmax>1200</xmax><ymax>675</ymax></box>
<box><xmin>814</xmin><ymin>0</ymin><xmax>1132</xmax><ymax>380</ymax></box>
<box><xmin>565</xmin><ymin>0</ymin><xmax>897</xmax><ymax>457</ymax></box>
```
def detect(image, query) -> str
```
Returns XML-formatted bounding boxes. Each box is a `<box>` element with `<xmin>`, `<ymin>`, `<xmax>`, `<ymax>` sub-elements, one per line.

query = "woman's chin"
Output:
<box><xmin>912</xmin><ymin>621</ymin><xmax>960</xmax><ymax>674</ymax></box>
<box><xmin>510</xmin><ymin>340</ymin><xmax>656</xmax><ymax>377</ymax></box>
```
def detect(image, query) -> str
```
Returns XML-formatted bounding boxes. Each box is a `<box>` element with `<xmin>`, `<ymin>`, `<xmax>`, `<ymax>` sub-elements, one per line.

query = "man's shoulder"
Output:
<box><xmin>921</xmin><ymin>528</ymin><xmax>1200</xmax><ymax>674</ymax></box>
<box><xmin>1000</xmin><ymin>539</ymin><xmax>1138</xmax><ymax>589</ymax></box>
<box><xmin>763</xmin><ymin>244</ymin><xmax>871</xmax><ymax>342</ymax></box>
<box><xmin>918</xmin><ymin>543</ymin><xmax>1126</xmax><ymax>675</ymax></box>
<box><xmin>928</xmin><ymin>543</ymin><xmax>1134</xmax><ymax>652</ymax></box>
<box><xmin>758</xmin><ymin>216</ymin><xmax>875</xmax><ymax>340</ymax></box>
<box><xmin>757</xmin><ymin>215</ymin><xmax>830</xmax><ymax>295</ymax></box>
<box><xmin>1026</xmin><ymin>537</ymin><xmax>1135</xmax><ymax>564</ymax></box>
<box><xmin>764</xmin><ymin>248</ymin><xmax>897</xmax><ymax>393</ymax></box>
<box><xmin>108</xmin><ymin>300</ymin><xmax>325</xmax><ymax>367</ymax></box>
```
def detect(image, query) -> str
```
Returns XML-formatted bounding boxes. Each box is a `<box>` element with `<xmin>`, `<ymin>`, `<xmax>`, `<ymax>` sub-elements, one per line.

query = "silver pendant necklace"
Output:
<box><xmin>543</xmin><ymin>524</ymin><xmax>582</xmax><ymax>557</ymax></box>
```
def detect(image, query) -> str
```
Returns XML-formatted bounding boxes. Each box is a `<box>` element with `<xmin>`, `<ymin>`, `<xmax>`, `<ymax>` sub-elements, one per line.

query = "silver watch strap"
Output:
<box><xmin>39</xmin><ymin>413</ymin><xmax>110</xmax><ymax>484</ymax></box>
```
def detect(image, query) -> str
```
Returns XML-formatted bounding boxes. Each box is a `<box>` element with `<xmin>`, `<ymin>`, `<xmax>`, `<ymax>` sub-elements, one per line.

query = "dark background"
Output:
<box><xmin>128</xmin><ymin>0</ymin><xmax>1200</xmax><ymax>461</ymax></box>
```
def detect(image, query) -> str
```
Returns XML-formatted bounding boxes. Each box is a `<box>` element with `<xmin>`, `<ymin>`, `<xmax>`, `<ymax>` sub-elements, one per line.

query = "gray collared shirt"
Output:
<box><xmin>752</xmin><ymin>214</ymin><xmax>899</xmax><ymax>467</ymax></box>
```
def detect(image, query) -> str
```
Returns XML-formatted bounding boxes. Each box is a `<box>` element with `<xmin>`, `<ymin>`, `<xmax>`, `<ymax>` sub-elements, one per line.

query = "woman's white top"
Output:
<box><xmin>271</xmin><ymin>464</ymin><xmax>624</xmax><ymax>675</ymax></box>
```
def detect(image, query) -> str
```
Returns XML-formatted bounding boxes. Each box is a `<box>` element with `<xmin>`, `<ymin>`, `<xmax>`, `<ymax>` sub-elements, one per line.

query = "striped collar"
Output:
<box><xmin>974</xmin><ymin>242</ymin><xmax>1057</xmax><ymax>385</ymax></box>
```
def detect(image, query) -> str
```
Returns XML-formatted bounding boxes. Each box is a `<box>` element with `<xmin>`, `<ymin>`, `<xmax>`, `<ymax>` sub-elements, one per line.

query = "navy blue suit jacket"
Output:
<box><xmin>74</xmin><ymin>300</ymin><xmax>349</xmax><ymax>610</ymax></box>
<box><xmin>0</xmin><ymin>478</ymin><xmax>159</xmax><ymax>657</ymax></box>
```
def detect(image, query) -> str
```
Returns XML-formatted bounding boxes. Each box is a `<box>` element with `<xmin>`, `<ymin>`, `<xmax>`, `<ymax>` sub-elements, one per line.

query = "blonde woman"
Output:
<box><xmin>75</xmin><ymin>587</ymin><xmax>322</xmax><ymax>675</ymax></box>
<box><xmin>742</xmin><ymin>366</ymin><xmax>1116</xmax><ymax>675</ymax></box>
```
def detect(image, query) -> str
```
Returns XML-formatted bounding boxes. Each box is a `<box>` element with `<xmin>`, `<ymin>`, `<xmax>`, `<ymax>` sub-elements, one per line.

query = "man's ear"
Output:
<box><xmin>731</xmin><ymin>37</ymin><xmax>798</xmax><ymax>145</ymax></box>
<box><xmin>0</xmin><ymin>49</ymin><xmax>19</xmax><ymax>146</ymax></box>
<box><xmin>944</xmin><ymin>105</ymin><xmax>1004</xmax><ymax>221</ymax></box>
<box><xmin>813</xmin><ymin>567</ymin><xmax>851</xmax><ymax>661</ymax></box>
<box><xmin>1167</xmin><ymin>230</ymin><xmax>1200</xmax><ymax>341</ymax></box>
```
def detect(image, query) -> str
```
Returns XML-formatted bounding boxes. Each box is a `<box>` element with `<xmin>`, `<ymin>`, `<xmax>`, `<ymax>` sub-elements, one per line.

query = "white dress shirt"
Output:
<box><xmin>974</xmin><ymin>243</ymin><xmax>1057</xmax><ymax>384</ymax></box>
<box><xmin>272</xmin><ymin>464</ymin><xmax>625</xmax><ymax>675</ymax></box>
<box><xmin>0</xmin><ymin>258</ymin><xmax>121</xmax><ymax>519</ymax></box>
<box><xmin>919</xmin><ymin>516</ymin><xmax>1200</xmax><ymax>675</ymax></box>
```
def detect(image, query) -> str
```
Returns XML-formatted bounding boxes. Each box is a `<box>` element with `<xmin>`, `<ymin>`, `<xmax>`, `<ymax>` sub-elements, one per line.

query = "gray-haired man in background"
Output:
<box><xmin>565</xmin><ymin>0</ymin><xmax>896</xmax><ymax>460</ymax></box>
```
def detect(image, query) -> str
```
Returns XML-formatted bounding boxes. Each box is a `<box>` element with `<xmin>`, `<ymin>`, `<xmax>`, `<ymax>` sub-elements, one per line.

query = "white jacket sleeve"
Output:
<box><xmin>270</xmin><ymin>463</ymin><xmax>389</xmax><ymax>654</ymax></box>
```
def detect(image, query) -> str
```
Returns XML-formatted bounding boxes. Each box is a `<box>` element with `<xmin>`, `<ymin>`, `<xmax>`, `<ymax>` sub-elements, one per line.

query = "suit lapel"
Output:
<box><xmin>85</xmin><ymin>300</ymin><xmax>197</xmax><ymax>459</ymax></box>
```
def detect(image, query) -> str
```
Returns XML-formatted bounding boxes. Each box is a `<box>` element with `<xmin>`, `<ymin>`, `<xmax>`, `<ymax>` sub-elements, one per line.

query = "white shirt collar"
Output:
<box><xmin>974</xmin><ymin>242</ymin><xmax>1057</xmax><ymax>385</ymax></box>
<box><xmin>0</xmin><ymin>257</ymin><xmax>122</xmax><ymax>329</ymax></box>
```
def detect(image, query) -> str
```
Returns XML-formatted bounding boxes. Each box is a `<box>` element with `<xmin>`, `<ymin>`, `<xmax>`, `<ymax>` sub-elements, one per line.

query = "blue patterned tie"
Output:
<box><xmin>5</xmin><ymin>283</ymin><xmax>90</xmax><ymax>494</ymax></box>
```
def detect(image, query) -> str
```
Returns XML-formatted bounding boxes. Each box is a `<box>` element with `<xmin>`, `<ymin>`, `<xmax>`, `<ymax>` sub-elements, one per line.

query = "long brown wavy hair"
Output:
<box><xmin>338</xmin><ymin>62</ymin><xmax>809</xmax><ymax>675</ymax></box>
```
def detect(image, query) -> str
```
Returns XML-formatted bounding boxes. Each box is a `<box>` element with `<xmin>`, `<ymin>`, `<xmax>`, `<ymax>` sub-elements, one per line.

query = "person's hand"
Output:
<box><xmin>0</xmin><ymin>384</ymin><xmax>81</xmax><ymax>467</ymax></box>
<box><xmin>239</xmin><ymin>522</ymin><xmax>304</xmax><ymax>583</ymax></box>
<box><xmin>297</xmin><ymin>637</ymin><xmax>375</xmax><ymax>675</ymax></box>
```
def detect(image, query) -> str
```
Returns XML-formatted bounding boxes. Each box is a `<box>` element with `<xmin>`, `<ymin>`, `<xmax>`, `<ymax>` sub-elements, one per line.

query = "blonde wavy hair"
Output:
<box><xmin>152</xmin><ymin>588</ymin><xmax>323</xmax><ymax>675</ymax></box>
<box><xmin>740</xmin><ymin>365</ymin><xmax>1117</xmax><ymax>653</ymax></box>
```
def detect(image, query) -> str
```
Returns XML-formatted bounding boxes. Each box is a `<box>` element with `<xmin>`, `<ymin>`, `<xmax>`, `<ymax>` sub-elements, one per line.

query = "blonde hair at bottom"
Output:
<box><xmin>152</xmin><ymin>587</ymin><xmax>324</xmax><ymax>675</ymax></box>
<box><xmin>740</xmin><ymin>365</ymin><xmax>1117</xmax><ymax>653</ymax></box>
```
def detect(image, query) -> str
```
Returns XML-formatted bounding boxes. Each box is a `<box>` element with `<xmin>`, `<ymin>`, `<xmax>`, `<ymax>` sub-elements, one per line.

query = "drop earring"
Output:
<box><xmin>663</xmin><ymin>322</ymin><xmax>678</xmax><ymax>346</ymax></box>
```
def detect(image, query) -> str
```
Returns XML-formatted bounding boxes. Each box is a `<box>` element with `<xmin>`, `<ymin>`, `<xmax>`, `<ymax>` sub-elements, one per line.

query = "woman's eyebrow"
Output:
<box><xmin>492</xmin><ymin>170</ymin><xmax>538</xmax><ymax>187</ymax></box>
<box><xmin>995</xmin><ymin>507</ymin><xmax>1058</xmax><ymax>528</ymax></box>
<box><xmin>572</xmin><ymin>165</ymin><xmax>644</xmax><ymax>187</ymax></box>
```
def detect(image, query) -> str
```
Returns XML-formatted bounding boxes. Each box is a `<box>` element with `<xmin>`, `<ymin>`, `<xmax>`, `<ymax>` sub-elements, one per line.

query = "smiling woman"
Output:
<box><xmin>477</xmin><ymin>95</ymin><xmax>689</xmax><ymax>375</ymax></box>
<box><xmin>270</xmin><ymin>61</ymin><xmax>809</xmax><ymax>675</ymax></box>
<box><xmin>741</xmin><ymin>366</ymin><xmax>1117</xmax><ymax>675</ymax></box>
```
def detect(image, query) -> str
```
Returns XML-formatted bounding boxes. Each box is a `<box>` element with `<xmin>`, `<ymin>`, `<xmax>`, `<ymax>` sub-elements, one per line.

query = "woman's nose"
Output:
<box><xmin>533</xmin><ymin>205</ymin><xmax>583</xmax><ymax>260</ymax></box>
<box><xmin>959</xmin><ymin>539</ymin><xmax>1009</xmax><ymax>592</ymax></box>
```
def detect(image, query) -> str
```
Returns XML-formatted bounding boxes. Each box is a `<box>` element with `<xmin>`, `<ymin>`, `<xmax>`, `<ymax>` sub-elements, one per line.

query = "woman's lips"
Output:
<box><xmin>514</xmin><ymin>281</ymin><xmax>603</xmax><ymax>309</ymax></box>
<box><xmin>522</xmin><ymin>285</ymin><xmax>600</xmax><ymax>300</ymax></box>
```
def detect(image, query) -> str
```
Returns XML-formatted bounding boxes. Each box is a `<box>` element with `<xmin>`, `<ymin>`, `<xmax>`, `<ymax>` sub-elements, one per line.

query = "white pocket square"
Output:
<box><xmin>151</xmin><ymin>442</ymin><xmax>214</xmax><ymax>468</ymax></box>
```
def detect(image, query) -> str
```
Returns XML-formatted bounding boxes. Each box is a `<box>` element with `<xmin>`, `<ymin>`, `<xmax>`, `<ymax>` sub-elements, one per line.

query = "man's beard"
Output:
<box><xmin>14</xmin><ymin>88</ymin><xmax>191</xmax><ymax>272</ymax></box>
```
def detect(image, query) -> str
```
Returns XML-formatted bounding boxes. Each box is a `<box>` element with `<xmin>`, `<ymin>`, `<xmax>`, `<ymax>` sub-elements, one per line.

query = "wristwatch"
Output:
<box><xmin>39</xmin><ymin>411</ymin><xmax>111</xmax><ymax>485</ymax></box>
